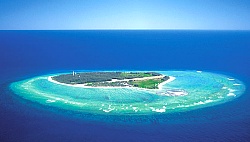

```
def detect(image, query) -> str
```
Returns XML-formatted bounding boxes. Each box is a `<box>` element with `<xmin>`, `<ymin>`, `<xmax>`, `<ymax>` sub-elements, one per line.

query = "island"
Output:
<box><xmin>51</xmin><ymin>72</ymin><xmax>170</xmax><ymax>89</ymax></box>
<box><xmin>11</xmin><ymin>71</ymin><xmax>245</xmax><ymax>115</ymax></box>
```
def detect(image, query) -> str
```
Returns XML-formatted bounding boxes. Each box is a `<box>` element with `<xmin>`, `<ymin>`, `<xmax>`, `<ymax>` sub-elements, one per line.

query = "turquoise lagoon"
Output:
<box><xmin>10</xmin><ymin>71</ymin><xmax>245</xmax><ymax>115</ymax></box>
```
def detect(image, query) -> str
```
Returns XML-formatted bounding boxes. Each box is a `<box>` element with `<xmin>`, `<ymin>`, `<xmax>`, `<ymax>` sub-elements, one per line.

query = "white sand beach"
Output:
<box><xmin>158</xmin><ymin>76</ymin><xmax>176</xmax><ymax>90</ymax></box>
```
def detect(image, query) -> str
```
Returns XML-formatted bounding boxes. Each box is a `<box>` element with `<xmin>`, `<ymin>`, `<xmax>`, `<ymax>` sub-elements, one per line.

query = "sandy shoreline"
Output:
<box><xmin>158</xmin><ymin>76</ymin><xmax>176</xmax><ymax>90</ymax></box>
<box><xmin>48</xmin><ymin>75</ymin><xmax>176</xmax><ymax>90</ymax></box>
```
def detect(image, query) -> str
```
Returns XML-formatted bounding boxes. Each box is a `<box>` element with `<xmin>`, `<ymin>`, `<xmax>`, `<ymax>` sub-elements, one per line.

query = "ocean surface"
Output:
<box><xmin>0</xmin><ymin>30</ymin><xmax>250</xmax><ymax>142</ymax></box>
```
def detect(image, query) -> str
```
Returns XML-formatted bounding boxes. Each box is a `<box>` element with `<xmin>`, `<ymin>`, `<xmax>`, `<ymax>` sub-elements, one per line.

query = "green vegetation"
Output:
<box><xmin>129</xmin><ymin>79</ymin><xmax>164</xmax><ymax>89</ymax></box>
<box><xmin>52</xmin><ymin>72</ymin><xmax>162</xmax><ymax>84</ymax></box>
<box><xmin>52</xmin><ymin>72</ymin><xmax>169</xmax><ymax>89</ymax></box>
<box><xmin>85</xmin><ymin>81</ymin><xmax>129</xmax><ymax>87</ymax></box>
<box><xmin>120</xmin><ymin>72</ymin><xmax>156</xmax><ymax>78</ymax></box>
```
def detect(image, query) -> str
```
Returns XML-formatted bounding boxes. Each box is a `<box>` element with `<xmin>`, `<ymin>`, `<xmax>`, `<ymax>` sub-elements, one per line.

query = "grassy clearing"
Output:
<box><xmin>130</xmin><ymin>79</ymin><xmax>164</xmax><ymax>89</ymax></box>
<box><xmin>120</xmin><ymin>72</ymin><xmax>153</xmax><ymax>78</ymax></box>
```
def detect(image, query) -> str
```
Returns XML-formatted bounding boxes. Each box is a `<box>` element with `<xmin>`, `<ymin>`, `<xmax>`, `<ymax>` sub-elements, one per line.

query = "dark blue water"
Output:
<box><xmin>1</xmin><ymin>30</ymin><xmax>250</xmax><ymax>142</ymax></box>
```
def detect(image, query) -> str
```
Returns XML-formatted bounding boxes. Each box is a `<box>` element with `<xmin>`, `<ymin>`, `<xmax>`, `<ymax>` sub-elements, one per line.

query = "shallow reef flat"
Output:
<box><xmin>10</xmin><ymin>70</ymin><xmax>245</xmax><ymax>115</ymax></box>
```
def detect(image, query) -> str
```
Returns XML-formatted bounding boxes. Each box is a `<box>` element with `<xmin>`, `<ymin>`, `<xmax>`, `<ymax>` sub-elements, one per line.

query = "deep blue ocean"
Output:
<box><xmin>0</xmin><ymin>30</ymin><xmax>250</xmax><ymax>142</ymax></box>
